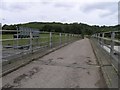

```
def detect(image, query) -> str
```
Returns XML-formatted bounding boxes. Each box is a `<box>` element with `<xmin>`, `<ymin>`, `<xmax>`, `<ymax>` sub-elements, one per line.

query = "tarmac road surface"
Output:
<box><xmin>2</xmin><ymin>38</ymin><xmax>107</xmax><ymax>88</ymax></box>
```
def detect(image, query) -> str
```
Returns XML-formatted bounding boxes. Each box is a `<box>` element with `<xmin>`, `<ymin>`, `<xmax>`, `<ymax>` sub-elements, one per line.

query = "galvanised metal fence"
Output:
<box><xmin>92</xmin><ymin>31</ymin><xmax>120</xmax><ymax>72</ymax></box>
<box><xmin>2</xmin><ymin>31</ymin><xmax>81</xmax><ymax>66</ymax></box>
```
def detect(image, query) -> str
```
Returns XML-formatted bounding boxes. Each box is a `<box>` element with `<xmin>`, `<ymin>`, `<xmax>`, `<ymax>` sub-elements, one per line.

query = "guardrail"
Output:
<box><xmin>92</xmin><ymin>31</ymin><xmax>120</xmax><ymax>72</ymax></box>
<box><xmin>2</xmin><ymin>32</ymin><xmax>81</xmax><ymax>65</ymax></box>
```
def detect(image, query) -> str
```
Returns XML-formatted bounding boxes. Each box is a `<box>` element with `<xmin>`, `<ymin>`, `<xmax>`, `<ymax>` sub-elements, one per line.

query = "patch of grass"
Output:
<box><xmin>2</xmin><ymin>33</ymin><xmax>67</xmax><ymax>46</ymax></box>
<box><xmin>2</xmin><ymin>34</ymin><xmax>13</xmax><ymax>39</ymax></box>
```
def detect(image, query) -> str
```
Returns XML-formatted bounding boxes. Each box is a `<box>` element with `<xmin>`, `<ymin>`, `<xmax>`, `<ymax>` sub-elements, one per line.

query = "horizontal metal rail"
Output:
<box><xmin>92</xmin><ymin>31</ymin><xmax>120</xmax><ymax>72</ymax></box>
<box><xmin>96</xmin><ymin>37</ymin><xmax>120</xmax><ymax>43</ymax></box>
<box><xmin>2</xmin><ymin>32</ymin><xmax>81</xmax><ymax>63</ymax></box>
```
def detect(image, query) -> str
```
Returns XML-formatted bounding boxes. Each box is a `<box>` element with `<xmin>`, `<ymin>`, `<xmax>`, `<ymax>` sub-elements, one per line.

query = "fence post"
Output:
<box><xmin>98</xmin><ymin>33</ymin><xmax>100</xmax><ymax>44</ymax></box>
<box><xmin>95</xmin><ymin>34</ymin><xmax>97</xmax><ymax>38</ymax></box>
<box><xmin>77</xmin><ymin>34</ymin><xmax>79</xmax><ymax>40</ymax></box>
<box><xmin>72</xmin><ymin>34</ymin><xmax>75</xmax><ymax>41</ymax></box>
<box><xmin>49</xmin><ymin>32</ymin><xmax>52</xmax><ymax>48</ymax></box>
<box><xmin>65</xmin><ymin>34</ymin><xmax>67</xmax><ymax>43</ymax></box>
<box><xmin>67</xmin><ymin>34</ymin><xmax>69</xmax><ymax>43</ymax></box>
<box><xmin>110</xmin><ymin>32</ymin><xmax>115</xmax><ymax>56</ymax></box>
<box><xmin>79</xmin><ymin>34</ymin><xmax>80</xmax><ymax>39</ymax></box>
<box><xmin>102</xmin><ymin>33</ymin><xmax>105</xmax><ymax>47</ymax></box>
<box><xmin>30</xmin><ymin>30</ymin><xmax>33</xmax><ymax>53</ymax></box>
<box><xmin>59</xmin><ymin>33</ymin><xmax>62</xmax><ymax>45</ymax></box>
<box><xmin>76</xmin><ymin>34</ymin><xmax>78</xmax><ymax>40</ymax></box>
<box><xmin>67</xmin><ymin>34</ymin><xmax>69</xmax><ymax>42</ymax></box>
<box><xmin>72</xmin><ymin>34</ymin><xmax>74</xmax><ymax>41</ymax></box>
<box><xmin>16</xmin><ymin>26</ymin><xmax>19</xmax><ymax>49</ymax></box>
<box><xmin>36</xmin><ymin>37</ymin><xmax>39</xmax><ymax>46</ymax></box>
<box><xmin>38</xmin><ymin>33</ymin><xmax>40</xmax><ymax>47</ymax></box>
<box><xmin>69</xmin><ymin>34</ymin><xmax>71</xmax><ymax>42</ymax></box>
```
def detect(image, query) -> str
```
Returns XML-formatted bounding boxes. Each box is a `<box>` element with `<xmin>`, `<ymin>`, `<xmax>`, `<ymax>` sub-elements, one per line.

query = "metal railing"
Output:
<box><xmin>92</xmin><ymin>31</ymin><xmax>120</xmax><ymax>71</ymax></box>
<box><xmin>2</xmin><ymin>32</ymin><xmax>81</xmax><ymax>65</ymax></box>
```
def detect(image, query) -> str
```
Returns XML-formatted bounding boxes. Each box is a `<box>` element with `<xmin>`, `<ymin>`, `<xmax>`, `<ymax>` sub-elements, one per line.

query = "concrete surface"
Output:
<box><xmin>90</xmin><ymin>38</ymin><xmax>118</xmax><ymax>88</ymax></box>
<box><xmin>2</xmin><ymin>38</ymin><xmax>107</xmax><ymax>88</ymax></box>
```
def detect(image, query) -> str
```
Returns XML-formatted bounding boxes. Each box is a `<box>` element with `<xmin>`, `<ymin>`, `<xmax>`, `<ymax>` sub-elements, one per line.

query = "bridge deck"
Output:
<box><xmin>2</xmin><ymin>38</ymin><xmax>107</xmax><ymax>88</ymax></box>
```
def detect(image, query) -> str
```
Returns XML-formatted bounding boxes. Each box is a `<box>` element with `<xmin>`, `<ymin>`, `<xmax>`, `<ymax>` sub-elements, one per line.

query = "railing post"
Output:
<box><xmin>98</xmin><ymin>33</ymin><xmax>100</xmax><ymax>44</ymax></box>
<box><xmin>77</xmin><ymin>34</ymin><xmax>79</xmax><ymax>39</ymax></box>
<box><xmin>110</xmin><ymin>32</ymin><xmax>115</xmax><ymax>56</ymax></box>
<box><xmin>59</xmin><ymin>33</ymin><xmax>62</xmax><ymax>45</ymax></box>
<box><xmin>16</xmin><ymin>26</ymin><xmax>19</xmax><ymax>49</ymax></box>
<box><xmin>73</xmin><ymin>34</ymin><xmax>74</xmax><ymax>41</ymax></box>
<box><xmin>72</xmin><ymin>34</ymin><xmax>74</xmax><ymax>41</ymax></box>
<box><xmin>30</xmin><ymin>29</ymin><xmax>33</xmax><ymax>53</ymax></box>
<box><xmin>102</xmin><ymin>33</ymin><xmax>105</xmax><ymax>47</ymax></box>
<box><xmin>79</xmin><ymin>34</ymin><xmax>81</xmax><ymax>39</ymax></box>
<box><xmin>36</xmin><ymin>37</ymin><xmax>39</xmax><ymax>46</ymax></box>
<box><xmin>65</xmin><ymin>34</ymin><xmax>67</xmax><ymax>43</ymax></box>
<box><xmin>38</xmin><ymin>33</ymin><xmax>40</xmax><ymax>47</ymax></box>
<box><xmin>49</xmin><ymin>32</ymin><xmax>52</xmax><ymax>48</ymax></box>
<box><xmin>73</xmin><ymin>34</ymin><xmax>74</xmax><ymax>39</ymax></box>
<box><xmin>71</xmin><ymin>34</ymin><xmax>73</xmax><ymax>41</ymax></box>
<box><xmin>68</xmin><ymin>34</ymin><xmax>70</xmax><ymax>42</ymax></box>
<box><xmin>69</xmin><ymin>34</ymin><xmax>71</xmax><ymax>42</ymax></box>
<box><xmin>95</xmin><ymin>34</ymin><xmax>97</xmax><ymax>38</ymax></box>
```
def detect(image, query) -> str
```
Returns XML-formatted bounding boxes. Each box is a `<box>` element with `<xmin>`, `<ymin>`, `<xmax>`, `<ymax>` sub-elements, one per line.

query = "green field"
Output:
<box><xmin>2</xmin><ymin>34</ymin><xmax>13</xmax><ymax>39</ymax></box>
<box><xmin>2</xmin><ymin>33</ymin><xmax>72</xmax><ymax>46</ymax></box>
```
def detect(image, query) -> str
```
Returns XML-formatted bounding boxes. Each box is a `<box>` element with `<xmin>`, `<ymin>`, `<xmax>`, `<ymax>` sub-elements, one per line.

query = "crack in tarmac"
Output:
<box><xmin>2</xmin><ymin>67</ymin><xmax>41</xmax><ymax>88</ymax></box>
<box><xmin>2</xmin><ymin>39</ymin><xmax>107</xmax><ymax>88</ymax></box>
<box><xmin>34</xmin><ymin>60</ymin><xmax>88</xmax><ymax>70</ymax></box>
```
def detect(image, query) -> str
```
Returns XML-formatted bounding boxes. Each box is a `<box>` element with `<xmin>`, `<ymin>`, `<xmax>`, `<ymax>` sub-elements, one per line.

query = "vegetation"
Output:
<box><xmin>2</xmin><ymin>22</ymin><xmax>120</xmax><ymax>38</ymax></box>
<box><xmin>2</xmin><ymin>34</ymin><xmax>13</xmax><ymax>39</ymax></box>
<box><xmin>2</xmin><ymin>33</ymin><xmax>74</xmax><ymax>46</ymax></box>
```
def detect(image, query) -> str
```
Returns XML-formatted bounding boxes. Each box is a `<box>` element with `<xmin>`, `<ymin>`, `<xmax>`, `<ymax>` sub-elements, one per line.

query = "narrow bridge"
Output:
<box><xmin>1</xmin><ymin>30</ymin><xmax>119</xmax><ymax>88</ymax></box>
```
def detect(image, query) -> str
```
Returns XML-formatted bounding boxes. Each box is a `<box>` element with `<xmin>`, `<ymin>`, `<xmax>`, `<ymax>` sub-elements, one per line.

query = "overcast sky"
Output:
<box><xmin>0</xmin><ymin>0</ymin><xmax>119</xmax><ymax>26</ymax></box>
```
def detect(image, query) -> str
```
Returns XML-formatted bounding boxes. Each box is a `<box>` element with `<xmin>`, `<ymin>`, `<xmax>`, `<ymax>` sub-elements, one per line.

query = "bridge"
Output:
<box><xmin>1</xmin><ymin>30</ymin><xmax>119</xmax><ymax>88</ymax></box>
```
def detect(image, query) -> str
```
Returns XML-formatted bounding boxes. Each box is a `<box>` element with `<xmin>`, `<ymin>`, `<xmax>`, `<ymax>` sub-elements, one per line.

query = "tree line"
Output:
<box><xmin>2</xmin><ymin>22</ymin><xmax>119</xmax><ymax>35</ymax></box>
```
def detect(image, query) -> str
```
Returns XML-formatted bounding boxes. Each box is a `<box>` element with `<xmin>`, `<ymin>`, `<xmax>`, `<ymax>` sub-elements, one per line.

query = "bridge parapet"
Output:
<box><xmin>92</xmin><ymin>31</ymin><xmax>120</xmax><ymax>71</ymax></box>
<box><xmin>1</xmin><ymin>28</ymin><xmax>81</xmax><ymax>77</ymax></box>
<box><xmin>91</xmin><ymin>31</ymin><xmax>120</xmax><ymax>88</ymax></box>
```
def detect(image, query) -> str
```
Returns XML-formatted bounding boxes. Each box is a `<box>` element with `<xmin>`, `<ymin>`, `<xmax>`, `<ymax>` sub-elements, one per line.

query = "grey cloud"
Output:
<box><xmin>41</xmin><ymin>1</ymin><xmax>51</xmax><ymax>5</ymax></box>
<box><xmin>99</xmin><ymin>12</ymin><xmax>112</xmax><ymax>17</ymax></box>
<box><xmin>40</xmin><ymin>0</ymin><xmax>55</xmax><ymax>5</ymax></box>
<box><xmin>54</xmin><ymin>2</ymin><xmax>74</xmax><ymax>8</ymax></box>
<box><xmin>82</xmin><ymin>2</ymin><xmax>118</xmax><ymax>17</ymax></box>
<box><xmin>41</xmin><ymin>2</ymin><xmax>49</xmax><ymax>4</ymax></box>
<box><xmin>0</xmin><ymin>2</ymin><xmax>31</xmax><ymax>12</ymax></box>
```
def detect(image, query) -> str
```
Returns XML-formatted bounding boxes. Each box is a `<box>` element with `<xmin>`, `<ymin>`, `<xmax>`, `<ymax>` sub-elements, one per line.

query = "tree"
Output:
<box><xmin>2</xmin><ymin>22</ymin><xmax>119</xmax><ymax>36</ymax></box>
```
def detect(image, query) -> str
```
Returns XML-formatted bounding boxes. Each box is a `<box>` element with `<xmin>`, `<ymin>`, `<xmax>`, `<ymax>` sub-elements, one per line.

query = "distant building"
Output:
<box><xmin>14</xmin><ymin>27</ymin><xmax>40</xmax><ymax>38</ymax></box>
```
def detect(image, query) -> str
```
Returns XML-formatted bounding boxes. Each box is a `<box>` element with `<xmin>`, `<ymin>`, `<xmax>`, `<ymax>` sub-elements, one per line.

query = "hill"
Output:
<box><xmin>2</xmin><ymin>22</ymin><xmax>119</xmax><ymax>35</ymax></box>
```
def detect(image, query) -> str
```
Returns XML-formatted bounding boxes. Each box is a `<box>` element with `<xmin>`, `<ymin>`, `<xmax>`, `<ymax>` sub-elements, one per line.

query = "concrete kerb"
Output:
<box><xmin>1</xmin><ymin>40</ymin><xmax>77</xmax><ymax>77</ymax></box>
<box><xmin>90</xmin><ymin>38</ymin><xmax>118</xmax><ymax>88</ymax></box>
<box><xmin>89</xmin><ymin>38</ymin><xmax>110</xmax><ymax>87</ymax></box>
